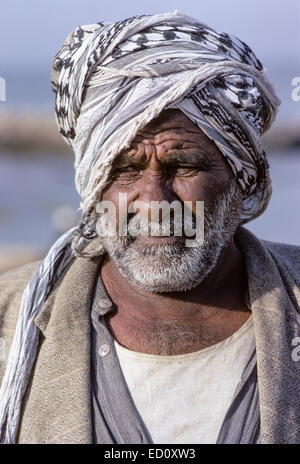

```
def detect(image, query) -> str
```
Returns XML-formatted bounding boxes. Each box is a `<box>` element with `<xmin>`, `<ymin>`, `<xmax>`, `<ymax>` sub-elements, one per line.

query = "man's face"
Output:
<box><xmin>97</xmin><ymin>109</ymin><xmax>244</xmax><ymax>292</ymax></box>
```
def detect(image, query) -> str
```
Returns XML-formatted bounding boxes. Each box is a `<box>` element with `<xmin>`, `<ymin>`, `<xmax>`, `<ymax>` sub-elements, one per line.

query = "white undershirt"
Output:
<box><xmin>114</xmin><ymin>315</ymin><xmax>255</xmax><ymax>444</ymax></box>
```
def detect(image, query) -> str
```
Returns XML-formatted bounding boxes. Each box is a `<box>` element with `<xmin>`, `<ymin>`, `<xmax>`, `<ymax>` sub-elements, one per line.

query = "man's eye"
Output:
<box><xmin>169</xmin><ymin>165</ymin><xmax>202</xmax><ymax>176</ymax></box>
<box><xmin>112</xmin><ymin>166</ymin><xmax>141</xmax><ymax>179</ymax></box>
<box><xmin>118</xmin><ymin>167</ymin><xmax>136</xmax><ymax>172</ymax></box>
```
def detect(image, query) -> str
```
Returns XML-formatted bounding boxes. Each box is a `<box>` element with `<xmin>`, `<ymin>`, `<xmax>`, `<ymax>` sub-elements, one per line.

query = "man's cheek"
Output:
<box><xmin>172</xmin><ymin>179</ymin><xmax>195</xmax><ymax>204</ymax></box>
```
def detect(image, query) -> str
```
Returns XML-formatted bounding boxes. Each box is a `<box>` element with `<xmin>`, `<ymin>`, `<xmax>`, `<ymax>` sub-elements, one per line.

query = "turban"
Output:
<box><xmin>0</xmin><ymin>12</ymin><xmax>280</xmax><ymax>443</ymax></box>
<box><xmin>51</xmin><ymin>11</ymin><xmax>280</xmax><ymax>223</ymax></box>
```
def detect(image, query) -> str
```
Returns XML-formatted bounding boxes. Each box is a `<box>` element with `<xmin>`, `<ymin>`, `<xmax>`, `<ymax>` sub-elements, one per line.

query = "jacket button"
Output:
<box><xmin>98</xmin><ymin>344</ymin><xmax>111</xmax><ymax>357</ymax></box>
<box><xmin>98</xmin><ymin>298</ymin><xmax>112</xmax><ymax>309</ymax></box>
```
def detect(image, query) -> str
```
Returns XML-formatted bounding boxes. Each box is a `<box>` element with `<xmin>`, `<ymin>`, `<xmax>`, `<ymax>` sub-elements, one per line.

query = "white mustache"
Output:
<box><xmin>121</xmin><ymin>212</ymin><xmax>195</xmax><ymax>238</ymax></box>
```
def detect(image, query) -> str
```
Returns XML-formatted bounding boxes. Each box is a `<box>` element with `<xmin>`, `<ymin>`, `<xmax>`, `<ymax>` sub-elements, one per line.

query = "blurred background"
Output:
<box><xmin>0</xmin><ymin>0</ymin><xmax>299</xmax><ymax>272</ymax></box>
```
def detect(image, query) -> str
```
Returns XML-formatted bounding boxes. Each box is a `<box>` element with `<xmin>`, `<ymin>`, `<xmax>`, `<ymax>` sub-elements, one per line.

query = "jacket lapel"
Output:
<box><xmin>236</xmin><ymin>227</ymin><xmax>300</xmax><ymax>443</ymax></box>
<box><xmin>17</xmin><ymin>241</ymin><xmax>102</xmax><ymax>444</ymax></box>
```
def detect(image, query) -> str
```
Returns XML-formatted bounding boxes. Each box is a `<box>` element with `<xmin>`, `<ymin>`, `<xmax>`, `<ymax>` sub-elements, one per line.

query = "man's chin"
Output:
<box><xmin>116</xmin><ymin>260</ymin><xmax>215</xmax><ymax>293</ymax></box>
<box><xmin>104</xmin><ymin>239</ymin><xmax>218</xmax><ymax>293</ymax></box>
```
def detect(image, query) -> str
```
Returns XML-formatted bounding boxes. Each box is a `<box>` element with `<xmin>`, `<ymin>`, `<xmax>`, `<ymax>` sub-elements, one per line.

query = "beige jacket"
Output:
<box><xmin>1</xmin><ymin>227</ymin><xmax>300</xmax><ymax>444</ymax></box>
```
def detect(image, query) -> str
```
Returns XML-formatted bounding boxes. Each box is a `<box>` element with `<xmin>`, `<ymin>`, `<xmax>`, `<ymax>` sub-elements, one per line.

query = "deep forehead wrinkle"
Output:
<box><xmin>135</xmin><ymin>127</ymin><xmax>207</xmax><ymax>146</ymax></box>
<box><xmin>113</xmin><ymin>150</ymin><xmax>212</xmax><ymax>167</ymax></box>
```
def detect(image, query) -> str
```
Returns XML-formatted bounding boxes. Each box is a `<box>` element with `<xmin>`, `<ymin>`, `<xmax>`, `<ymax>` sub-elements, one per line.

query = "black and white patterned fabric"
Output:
<box><xmin>51</xmin><ymin>11</ymin><xmax>280</xmax><ymax>223</ymax></box>
<box><xmin>0</xmin><ymin>12</ymin><xmax>280</xmax><ymax>443</ymax></box>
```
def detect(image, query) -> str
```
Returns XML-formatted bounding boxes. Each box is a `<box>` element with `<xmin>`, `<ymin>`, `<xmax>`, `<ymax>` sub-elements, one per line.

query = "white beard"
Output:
<box><xmin>96</xmin><ymin>179</ymin><xmax>243</xmax><ymax>293</ymax></box>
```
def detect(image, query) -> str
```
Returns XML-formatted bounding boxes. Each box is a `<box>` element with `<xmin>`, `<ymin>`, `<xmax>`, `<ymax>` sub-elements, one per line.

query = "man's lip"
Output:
<box><xmin>137</xmin><ymin>235</ymin><xmax>179</xmax><ymax>245</ymax></box>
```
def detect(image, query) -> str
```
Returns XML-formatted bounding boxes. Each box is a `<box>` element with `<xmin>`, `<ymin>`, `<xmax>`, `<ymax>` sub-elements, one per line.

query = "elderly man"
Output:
<box><xmin>1</xmin><ymin>12</ymin><xmax>300</xmax><ymax>445</ymax></box>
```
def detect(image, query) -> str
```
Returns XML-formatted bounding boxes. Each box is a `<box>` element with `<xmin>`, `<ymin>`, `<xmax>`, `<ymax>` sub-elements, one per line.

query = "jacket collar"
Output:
<box><xmin>236</xmin><ymin>227</ymin><xmax>300</xmax><ymax>444</ymax></box>
<box><xmin>18</xmin><ymin>239</ymin><xmax>102</xmax><ymax>444</ymax></box>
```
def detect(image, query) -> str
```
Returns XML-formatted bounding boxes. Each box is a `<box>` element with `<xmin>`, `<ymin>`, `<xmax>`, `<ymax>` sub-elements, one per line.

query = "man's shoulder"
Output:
<box><xmin>0</xmin><ymin>260</ymin><xmax>41</xmax><ymax>380</ymax></box>
<box><xmin>0</xmin><ymin>260</ymin><xmax>41</xmax><ymax>330</ymax></box>
<box><xmin>262</xmin><ymin>238</ymin><xmax>300</xmax><ymax>277</ymax></box>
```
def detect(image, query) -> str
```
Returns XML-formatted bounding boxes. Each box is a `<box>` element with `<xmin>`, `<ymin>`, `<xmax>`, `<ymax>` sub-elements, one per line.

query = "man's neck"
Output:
<box><xmin>100</xmin><ymin>239</ymin><xmax>251</xmax><ymax>355</ymax></box>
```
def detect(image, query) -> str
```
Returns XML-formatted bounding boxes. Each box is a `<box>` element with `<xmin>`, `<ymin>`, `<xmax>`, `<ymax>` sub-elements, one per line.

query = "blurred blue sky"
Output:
<box><xmin>1</xmin><ymin>0</ymin><xmax>299</xmax><ymax>120</ymax></box>
<box><xmin>1</xmin><ymin>0</ymin><xmax>300</xmax><ymax>66</ymax></box>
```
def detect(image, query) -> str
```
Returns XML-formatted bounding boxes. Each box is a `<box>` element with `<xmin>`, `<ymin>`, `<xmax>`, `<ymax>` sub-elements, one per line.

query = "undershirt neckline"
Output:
<box><xmin>114</xmin><ymin>313</ymin><xmax>254</xmax><ymax>363</ymax></box>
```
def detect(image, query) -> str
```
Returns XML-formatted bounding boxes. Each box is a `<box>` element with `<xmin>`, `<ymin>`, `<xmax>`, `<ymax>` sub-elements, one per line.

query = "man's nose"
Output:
<box><xmin>133</xmin><ymin>169</ymin><xmax>176</xmax><ymax>220</ymax></box>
